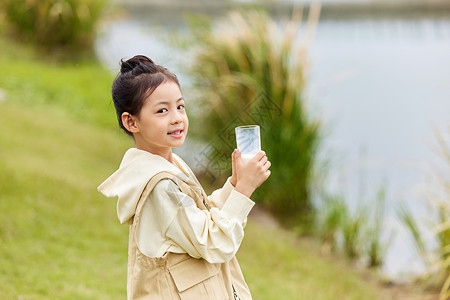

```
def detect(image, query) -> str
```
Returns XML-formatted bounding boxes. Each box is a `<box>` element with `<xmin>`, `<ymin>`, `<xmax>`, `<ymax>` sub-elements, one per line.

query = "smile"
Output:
<box><xmin>168</xmin><ymin>130</ymin><xmax>184</xmax><ymax>138</ymax></box>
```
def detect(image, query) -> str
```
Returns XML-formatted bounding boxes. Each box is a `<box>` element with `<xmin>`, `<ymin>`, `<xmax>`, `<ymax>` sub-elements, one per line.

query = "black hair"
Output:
<box><xmin>111</xmin><ymin>55</ymin><xmax>180</xmax><ymax>136</ymax></box>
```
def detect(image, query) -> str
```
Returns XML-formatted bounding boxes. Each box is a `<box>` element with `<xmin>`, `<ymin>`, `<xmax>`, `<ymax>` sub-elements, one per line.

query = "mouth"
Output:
<box><xmin>168</xmin><ymin>129</ymin><xmax>184</xmax><ymax>137</ymax></box>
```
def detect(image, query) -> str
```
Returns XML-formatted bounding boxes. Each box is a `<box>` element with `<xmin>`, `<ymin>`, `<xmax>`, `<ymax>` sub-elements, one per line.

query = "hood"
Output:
<box><xmin>97</xmin><ymin>148</ymin><xmax>188</xmax><ymax>224</ymax></box>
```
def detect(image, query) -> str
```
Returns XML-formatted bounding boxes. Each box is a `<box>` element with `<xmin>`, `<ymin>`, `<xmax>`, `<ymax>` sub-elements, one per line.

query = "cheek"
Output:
<box><xmin>144</xmin><ymin>117</ymin><xmax>165</xmax><ymax>136</ymax></box>
<box><xmin>184</xmin><ymin>115</ymin><xmax>189</xmax><ymax>130</ymax></box>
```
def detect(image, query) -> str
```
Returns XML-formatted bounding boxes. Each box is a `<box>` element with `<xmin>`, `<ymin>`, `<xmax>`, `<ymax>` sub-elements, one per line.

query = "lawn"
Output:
<box><xmin>0</xmin><ymin>34</ymin><xmax>409</xmax><ymax>299</ymax></box>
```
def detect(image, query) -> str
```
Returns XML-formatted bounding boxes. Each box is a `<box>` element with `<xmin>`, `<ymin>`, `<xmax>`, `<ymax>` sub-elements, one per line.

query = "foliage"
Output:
<box><xmin>3</xmin><ymin>0</ymin><xmax>106</xmax><ymax>58</ymax></box>
<box><xmin>438</xmin><ymin>202</ymin><xmax>450</xmax><ymax>300</ymax></box>
<box><xmin>341</xmin><ymin>204</ymin><xmax>367</xmax><ymax>260</ymax></box>
<box><xmin>185</xmin><ymin>7</ymin><xmax>322</xmax><ymax>227</ymax></box>
<box><xmin>317</xmin><ymin>194</ymin><xmax>347</xmax><ymax>253</ymax></box>
<box><xmin>317</xmin><ymin>186</ymin><xmax>391</xmax><ymax>267</ymax></box>
<box><xmin>397</xmin><ymin>201</ymin><xmax>427</xmax><ymax>259</ymax></box>
<box><xmin>366</xmin><ymin>187</ymin><xmax>390</xmax><ymax>268</ymax></box>
<box><xmin>396</xmin><ymin>129</ymin><xmax>450</xmax><ymax>297</ymax></box>
<box><xmin>433</xmin><ymin>129</ymin><xmax>450</xmax><ymax>300</ymax></box>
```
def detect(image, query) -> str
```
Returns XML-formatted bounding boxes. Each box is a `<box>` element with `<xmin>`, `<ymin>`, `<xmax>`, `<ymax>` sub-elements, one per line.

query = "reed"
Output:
<box><xmin>316</xmin><ymin>184</ymin><xmax>391</xmax><ymax>267</ymax></box>
<box><xmin>397</xmin><ymin>202</ymin><xmax>427</xmax><ymax>258</ymax></box>
<box><xmin>317</xmin><ymin>194</ymin><xmax>347</xmax><ymax>253</ymax></box>
<box><xmin>186</xmin><ymin>6</ymin><xmax>322</xmax><ymax>227</ymax></box>
<box><xmin>341</xmin><ymin>204</ymin><xmax>367</xmax><ymax>260</ymax></box>
<box><xmin>433</xmin><ymin>129</ymin><xmax>450</xmax><ymax>300</ymax></box>
<box><xmin>365</xmin><ymin>187</ymin><xmax>390</xmax><ymax>268</ymax></box>
<box><xmin>397</xmin><ymin>128</ymin><xmax>450</xmax><ymax>297</ymax></box>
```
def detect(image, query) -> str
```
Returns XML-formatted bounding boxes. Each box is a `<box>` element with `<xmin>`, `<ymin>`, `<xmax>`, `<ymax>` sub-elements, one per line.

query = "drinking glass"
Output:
<box><xmin>235</xmin><ymin>125</ymin><xmax>261</xmax><ymax>162</ymax></box>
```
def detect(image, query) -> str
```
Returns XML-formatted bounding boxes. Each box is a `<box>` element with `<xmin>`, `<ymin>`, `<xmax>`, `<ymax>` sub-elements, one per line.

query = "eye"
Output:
<box><xmin>177</xmin><ymin>105</ymin><xmax>185</xmax><ymax>110</ymax></box>
<box><xmin>157</xmin><ymin>108</ymin><xmax>168</xmax><ymax>113</ymax></box>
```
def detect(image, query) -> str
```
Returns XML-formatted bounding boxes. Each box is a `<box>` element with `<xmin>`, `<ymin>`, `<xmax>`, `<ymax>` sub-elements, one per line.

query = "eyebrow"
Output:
<box><xmin>153</xmin><ymin>97</ymin><xmax>184</xmax><ymax>107</ymax></box>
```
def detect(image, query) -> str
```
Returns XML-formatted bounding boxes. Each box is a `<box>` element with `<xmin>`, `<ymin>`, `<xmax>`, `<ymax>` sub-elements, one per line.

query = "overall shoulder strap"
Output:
<box><xmin>131</xmin><ymin>171</ymin><xmax>208</xmax><ymax>235</ymax></box>
<box><xmin>133</xmin><ymin>171</ymin><xmax>175</xmax><ymax>226</ymax></box>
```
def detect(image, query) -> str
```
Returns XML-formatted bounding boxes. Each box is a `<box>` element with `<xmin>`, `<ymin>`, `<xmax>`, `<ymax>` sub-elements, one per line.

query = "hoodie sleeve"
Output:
<box><xmin>150</xmin><ymin>179</ymin><xmax>254</xmax><ymax>264</ymax></box>
<box><xmin>206</xmin><ymin>177</ymin><xmax>235</xmax><ymax>210</ymax></box>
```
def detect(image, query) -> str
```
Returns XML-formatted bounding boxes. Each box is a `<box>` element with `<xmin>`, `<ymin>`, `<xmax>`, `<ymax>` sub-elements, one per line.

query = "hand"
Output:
<box><xmin>230</xmin><ymin>149</ymin><xmax>271</xmax><ymax>198</ymax></box>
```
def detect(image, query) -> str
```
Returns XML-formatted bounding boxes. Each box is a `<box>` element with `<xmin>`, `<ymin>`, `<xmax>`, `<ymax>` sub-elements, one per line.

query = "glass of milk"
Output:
<box><xmin>235</xmin><ymin>125</ymin><xmax>261</xmax><ymax>162</ymax></box>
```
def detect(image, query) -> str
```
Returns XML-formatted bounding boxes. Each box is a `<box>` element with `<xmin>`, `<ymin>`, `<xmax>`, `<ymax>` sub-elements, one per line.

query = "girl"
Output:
<box><xmin>98</xmin><ymin>55</ymin><xmax>271</xmax><ymax>300</ymax></box>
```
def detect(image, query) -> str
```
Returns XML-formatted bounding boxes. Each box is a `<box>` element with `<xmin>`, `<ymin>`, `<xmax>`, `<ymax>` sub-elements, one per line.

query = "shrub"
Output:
<box><xmin>186</xmin><ymin>7</ymin><xmax>322</xmax><ymax>227</ymax></box>
<box><xmin>3</xmin><ymin>0</ymin><xmax>105</xmax><ymax>56</ymax></box>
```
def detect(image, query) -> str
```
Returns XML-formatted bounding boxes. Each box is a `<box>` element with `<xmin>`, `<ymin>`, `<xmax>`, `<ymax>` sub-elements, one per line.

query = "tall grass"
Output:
<box><xmin>397</xmin><ymin>201</ymin><xmax>428</xmax><ymax>260</ymax></box>
<box><xmin>316</xmin><ymin>185</ymin><xmax>390</xmax><ymax>267</ymax></box>
<box><xmin>3</xmin><ymin>0</ymin><xmax>106</xmax><ymax>58</ymax></box>
<box><xmin>433</xmin><ymin>129</ymin><xmax>450</xmax><ymax>300</ymax></box>
<box><xmin>185</xmin><ymin>7</ymin><xmax>322</xmax><ymax>228</ymax></box>
<box><xmin>366</xmin><ymin>187</ymin><xmax>390</xmax><ymax>268</ymax></box>
<box><xmin>341</xmin><ymin>204</ymin><xmax>367</xmax><ymax>260</ymax></box>
<box><xmin>396</xmin><ymin>128</ymin><xmax>450</xmax><ymax>298</ymax></box>
<box><xmin>317</xmin><ymin>194</ymin><xmax>347</xmax><ymax>253</ymax></box>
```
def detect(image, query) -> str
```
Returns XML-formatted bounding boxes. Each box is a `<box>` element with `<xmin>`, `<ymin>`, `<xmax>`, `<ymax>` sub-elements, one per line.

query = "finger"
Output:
<box><xmin>251</xmin><ymin>151</ymin><xmax>266</xmax><ymax>162</ymax></box>
<box><xmin>259</xmin><ymin>160</ymin><xmax>270</xmax><ymax>173</ymax></box>
<box><xmin>232</xmin><ymin>149</ymin><xmax>237</xmax><ymax>171</ymax></box>
<box><xmin>235</xmin><ymin>149</ymin><xmax>243</xmax><ymax>165</ymax></box>
<box><xmin>259</xmin><ymin>155</ymin><xmax>268</xmax><ymax>165</ymax></box>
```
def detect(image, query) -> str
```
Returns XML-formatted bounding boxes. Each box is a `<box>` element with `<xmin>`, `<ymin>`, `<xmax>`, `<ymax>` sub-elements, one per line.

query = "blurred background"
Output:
<box><xmin>1</xmin><ymin>0</ymin><xmax>449</xmax><ymax>299</ymax></box>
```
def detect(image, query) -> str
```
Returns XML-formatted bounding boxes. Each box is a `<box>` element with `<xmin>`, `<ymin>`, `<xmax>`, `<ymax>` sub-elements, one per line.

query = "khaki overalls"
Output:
<box><xmin>126</xmin><ymin>171</ymin><xmax>252</xmax><ymax>300</ymax></box>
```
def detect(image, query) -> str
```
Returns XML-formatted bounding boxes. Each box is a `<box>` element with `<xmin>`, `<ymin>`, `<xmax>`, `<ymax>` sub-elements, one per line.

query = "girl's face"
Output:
<box><xmin>132</xmin><ymin>81</ymin><xmax>188</xmax><ymax>158</ymax></box>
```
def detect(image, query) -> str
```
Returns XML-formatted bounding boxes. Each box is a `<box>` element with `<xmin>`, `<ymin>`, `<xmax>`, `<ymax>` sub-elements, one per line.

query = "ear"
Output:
<box><xmin>122</xmin><ymin>112</ymin><xmax>139</xmax><ymax>134</ymax></box>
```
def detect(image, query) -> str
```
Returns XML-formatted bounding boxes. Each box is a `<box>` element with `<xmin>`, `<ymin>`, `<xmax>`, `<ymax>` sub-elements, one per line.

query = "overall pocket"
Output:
<box><xmin>168</xmin><ymin>257</ymin><xmax>228</xmax><ymax>300</ymax></box>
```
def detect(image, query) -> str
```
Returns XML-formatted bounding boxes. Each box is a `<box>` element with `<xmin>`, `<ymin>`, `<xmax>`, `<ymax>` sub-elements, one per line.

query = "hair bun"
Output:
<box><xmin>120</xmin><ymin>55</ymin><xmax>155</xmax><ymax>74</ymax></box>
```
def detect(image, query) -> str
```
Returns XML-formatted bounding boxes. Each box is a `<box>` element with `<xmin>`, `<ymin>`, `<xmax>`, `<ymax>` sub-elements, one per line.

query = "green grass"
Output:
<box><xmin>0</xmin><ymin>29</ymin><xmax>117</xmax><ymax>129</ymax></box>
<box><xmin>239</xmin><ymin>221</ymin><xmax>388</xmax><ymax>300</ymax></box>
<box><xmin>0</xmin><ymin>101</ymin><xmax>131</xmax><ymax>299</ymax></box>
<box><xmin>0</xmin><ymin>34</ymin><xmax>398</xmax><ymax>299</ymax></box>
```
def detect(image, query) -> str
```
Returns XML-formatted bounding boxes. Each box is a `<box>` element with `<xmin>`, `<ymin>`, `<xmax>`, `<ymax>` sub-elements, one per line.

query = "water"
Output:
<box><xmin>95</xmin><ymin>5</ymin><xmax>450</xmax><ymax>279</ymax></box>
<box><xmin>310</xmin><ymin>18</ymin><xmax>450</xmax><ymax>277</ymax></box>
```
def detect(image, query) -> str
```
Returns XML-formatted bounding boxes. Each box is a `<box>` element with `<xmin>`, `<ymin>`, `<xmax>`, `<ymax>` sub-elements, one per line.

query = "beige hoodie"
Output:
<box><xmin>98</xmin><ymin>147</ymin><xmax>255</xmax><ymax>262</ymax></box>
<box><xmin>98</xmin><ymin>147</ymin><xmax>188</xmax><ymax>224</ymax></box>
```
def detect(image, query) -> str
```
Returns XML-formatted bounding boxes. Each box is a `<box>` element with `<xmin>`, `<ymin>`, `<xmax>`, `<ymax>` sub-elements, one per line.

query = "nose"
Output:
<box><xmin>170</xmin><ymin>110</ymin><xmax>183</xmax><ymax>125</ymax></box>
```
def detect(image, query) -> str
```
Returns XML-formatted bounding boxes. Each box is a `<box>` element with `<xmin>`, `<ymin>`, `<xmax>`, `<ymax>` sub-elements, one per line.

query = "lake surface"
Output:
<box><xmin>95</xmin><ymin>3</ymin><xmax>450</xmax><ymax>279</ymax></box>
